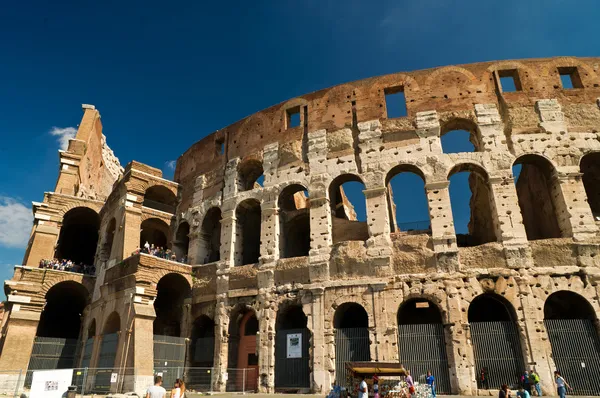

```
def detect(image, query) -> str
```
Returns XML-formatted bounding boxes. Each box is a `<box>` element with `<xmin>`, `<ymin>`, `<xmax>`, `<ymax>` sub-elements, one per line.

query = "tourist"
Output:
<box><xmin>518</xmin><ymin>385</ymin><xmax>531</xmax><ymax>398</ymax></box>
<box><xmin>426</xmin><ymin>370</ymin><xmax>436</xmax><ymax>398</ymax></box>
<box><xmin>554</xmin><ymin>371</ymin><xmax>571</xmax><ymax>398</ymax></box>
<box><xmin>146</xmin><ymin>375</ymin><xmax>166</xmax><ymax>398</ymax></box>
<box><xmin>144</xmin><ymin>241</ymin><xmax>150</xmax><ymax>252</ymax></box>
<box><xmin>529</xmin><ymin>369</ymin><xmax>542</xmax><ymax>396</ymax></box>
<box><xmin>358</xmin><ymin>375</ymin><xmax>368</xmax><ymax>398</ymax></box>
<box><xmin>480</xmin><ymin>367</ymin><xmax>489</xmax><ymax>389</ymax></box>
<box><xmin>171</xmin><ymin>378</ymin><xmax>185</xmax><ymax>398</ymax></box>
<box><xmin>405</xmin><ymin>370</ymin><xmax>415</xmax><ymax>397</ymax></box>
<box><xmin>499</xmin><ymin>384</ymin><xmax>511</xmax><ymax>398</ymax></box>
<box><xmin>522</xmin><ymin>370</ymin><xmax>531</xmax><ymax>393</ymax></box>
<box><xmin>372</xmin><ymin>375</ymin><xmax>380</xmax><ymax>398</ymax></box>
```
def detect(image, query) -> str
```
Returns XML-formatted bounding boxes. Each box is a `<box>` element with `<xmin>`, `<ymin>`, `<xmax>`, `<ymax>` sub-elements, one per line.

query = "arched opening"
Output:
<box><xmin>81</xmin><ymin>319</ymin><xmax>97</xmax><ymax>368</ymax></box>
<box><xmin>544</xmin><ymin>291</ymin><xmax>600</xmax><ymax>395</ymax></box>
<box><xmin>235</xmin><ymin>199</ymin><xmax>261</xmax><ymax>266</ymax></box>
<box><xmin>275</xmin><ymin>304</ymin><xmax>310</xmax><ymax>389</ymax></box>
<box><xmin>153</xmin><ymin>273</ymin><xmax>191</xmax><ymax>388</ymax></box>
<box><xmin>27</xmin><ymin>281</ymin><xmax>88</xmax><ymax>380</ymax></box>
<box><xmin>279</xmin><ymin>184</ymin><xmax>310</xmax><ymax>258</ymax></box>
<box><xmin>140</xmin><ymin>218</ymin><xmax>170</xmax><ymax>250</ymax></box>
<box><xmin>238</xmin><ymin>160</ymin><xmax>264</xmax><ymax>191</ymax></box>
<box><xmin>100</xmin><ymin>218</ymin><xmax>117</xmax><ymax>263</ymax></box>
<box><xmin>103</xmin><ymin>312</ymin><xmax>121</xmax><ymax>335</ymax></box>
<box><xmin>143</xmin><ymin>185</ymin><xmax>177</xmax><ymax>213</ymax></box>
<box><xmin>386</xmin><ymin>165</ymin><xmax>430</xmax><ymax>234</ymax></box>
<box><xmin>173</xmin><ymin>221</ymin><xmax>190</xmax><ymax>263</ymax></box>
<box><xmin>448</xmin><ymin>164</ymin><xmax>497</xmax><ymax>247</ymax></box>
<box><xmin>580</xmin><ymin>152</ymin><xmax>600</xmax><ymax>220</ymax></box>
<box><xmin>198</xmin><ymin>207</ymin><xmax>222</xmax><ymax>264</ymax></box>
<box><xmin>55</xmin><ymin>207</ymin><xmax>100</xmax><ymax>266</ymax></box>
<box><xmin>329</xmin><ymin>175</ymin><xmax>368</xmax><ymax>244</ymax></box>
<box><xmin>95</xmin><ymin>311</ymin><xmax>121</xmax><ymax>390</ymax></box>
<box><xmin>440</xmin><ymin>118</ymin><xmax>481</xmax><ymax>153</ymax></box>
<box><xmin>513</xmin><ymin>155</ymin><xmax>564</xmax><ymax>240</ymax></box>
<box><xmin>228</xmin><ymin>307</ymin><xmax>259</xmax><ymax>392</ymax></box>
<box><xmin>333</xmin><ymin>303</ymin><xmax>370</xmax><ymax>385</ymax></box>
<box><xmin>397</xmin><ymin>299</ymin><xmax>450</xmax><ymax>393</ymax></box>
<box><xmin>153</xmin><ymin>273</ymin><xmax>191</xmax><ymax>336</ymax></box>
<box><xmin>468</xmin><ymin>293</ymin><xmax>524</xmax><ymax>389</ymax></box>
<box><xmin>190</xmin><ymin>315</ymin><xmax>215</xmax><ymax>367</ymax></box>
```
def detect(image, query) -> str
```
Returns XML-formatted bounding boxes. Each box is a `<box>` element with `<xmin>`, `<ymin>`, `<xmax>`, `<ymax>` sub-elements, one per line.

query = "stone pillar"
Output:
<box><xmin>0</xmin><ymin>309</ymin><xmax>40</xmax><ymax>371</ymax></box>
<box><xmin>130</xmin><ymin>303</ymin><xmax>156</xmax><ymax>396</ymax></box>
<box><xmin>257</xmin><ymin>292</ymin><xmax>276</xmax><ymax>393</ymax></box>
<box><xmin>445</xmin><ymin>281</ymin><xmax>475</xmax><ymax>395</ymax></box>
<box><xmin>212</xmin><ymin>291</ymin><xmax>229</xmax><ymax>392</ymax></box>
<box><xmin>488</xmin><ymin>176</ymin><xmax>528</xmax><ymax>245</ymax></box>
<box><xmin>308</xmin><ymin>176</ymin><xmax>332</xmax><ymax>282</ymax></box>
<box><xmin>554</xmin><ymin>173</ymin><xmax>598</xmax><ymax>241</ymax></box>
<box><xmin>307</xmin><ymin>288</ymin><xmax>329</xmax><ymax>393</ymax></box>
<box><xmin>370</xmin><ymin>283</ymin><xmax>396</xmax><ymax>362</ymax></box>
<box><xmin>425</xmin><ymin>181</ymin><xmax>459</xmax><ymax>271</ymax></box>
<box><xmin>219</xmin><ymin>210</ymin><xmax>236</xmax><ymax>267</ymax></box>
<box><xmin>475</xmin><ymin>104</ymin><xmax>510</xmax><ymax>152</ymax></box>
<box><xmin>260</xmin><ymin>200</ymin><xmax>279</xmax><ymax>265</ymax></box>
<box><xmin>363</xmin><ymin>185</ymin><xmax>393</xmax><ymax>260</ymax></box>
<box><xmin>122</xmin><ymin>205</ymin><xmax>142</xmax><ymax>260</ymax></box>
<box><xmin>23</xmin><ymin>223</ymin><xmax>59</xmax><ymax>266</ymax></box>
<box><xmin>517</xmin><ymin>278</ymin><xmax>555</xmax><ymax>395</ymax></box>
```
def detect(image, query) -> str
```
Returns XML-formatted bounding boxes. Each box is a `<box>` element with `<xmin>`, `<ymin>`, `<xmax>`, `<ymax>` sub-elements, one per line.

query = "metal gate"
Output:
<box><xmin>275</xmin><ymin>328</ymin><xmax>310</xmax><ymax>389</ymax></box>
<box><xmin>153</xmin><ymin>335</ymin><xmax>186</xmax><ymax>389</ymax></box>
<box><xmin>335</xmin><ymin>327</ymin><xmax>371</xmax><ymax>386</ymax></box>
<box><xmin>470</xmin><ymin>321</ymin><xmax>524</xmax><ymax>389</ymax></box>
<box><xmin>398</xmin><ymin>323</ymin><xmax>451</xmax><ymax>394</ymax></box>
<box><xmin>93</xmin><ymin>333</ymin><xmax>119</xmax><ymax>393</ymax></box>
<box><xmin>25</xmin><ymin>337</ymin><xmax>78</xmax><ymax>387</ymax></box>
<box><xmin>80</xmin><ymin>338</ymin><xmax>94</xmax><ymax>368</ymax></box>
<box><xmin>546</xmin><ymin>319</ymin><xmax>600</xmax><ymax>395</ymax></box>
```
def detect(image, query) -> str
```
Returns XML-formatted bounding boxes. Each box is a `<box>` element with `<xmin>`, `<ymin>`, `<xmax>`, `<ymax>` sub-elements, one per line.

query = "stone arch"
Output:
<box><xmin>37</xmin><ymin>280</ymin><xmax>89</xmax><ymax>339</ymax></box>
<box><xmin>154</xmin><ymin>273</ymin><xmax>192</xmax><ymax>337</ymax></box>
<box><xmin>274</xmin><ymin>301</ymin><xmax>311</xmax><ymax>389</ymax></box>
<box><xmin>55</xmin><ymin>206</ymin><xmax>100</xmax><ymax>266</ymax></box>
<box><xmin>368</xmin><ymin>73</ymin><xmax>420</xmax><ymax>97</ymax></box>
<box><xmin>447</xmin><ymin>163</ymin><xmax>498</xmax><ymax>246</ymax></box>
<box><xmin>542</xmin><ymin>57</ymin><xmax>599</xmax><ymax>83</ymax></box>
<box><xmin>440</xmin><ymin>117</ymin><xmax>482</xmax><ymax>153</ymax></box>
<box><xmin>100</xmin><ymin>217</ymin><xmax>117</xmax><ymax>263</ymax></box>
<box><xmin>279</xmin><ymin>183</ymin><xmax>310</xmax><ymax>258</ymax></box>
<box><xmin>426</xmin><ymin>65</ymin><xmax>478</xmax><ymax>86</ymax></box>
<box><xmin>103</xmin><ymin>311</ymin><xmax>121</xmax><ymax>335</ymax></box>
<box><xmin>544</xmin><ymin>291</ymin><xmax>597</xmax><ymax>321</ymax></box>
<box><xmin>332</xmin><ymin>302</ymin><xmax>371</xmax><ymax>385</ymax></box>
<box><xmin>143</xmin><ymin>184</ymin><xmax>177</xmax><ymax>213</ymax></box>
<box><xmin>234</xmin><ymin>198</ymin><xmax>261</xmax><ymax>266</ymax></box>
<box><xmin>238</xmin><ymin>159</ymin><xmax>264</xmax><ymax>191</ymax></box>
<box><xmin>190</xmin><ymin>314</ymin><xmax>215</xmax><ymax>367</ymax></box>
<box><xmin>173</xmin><ymin>220</ymin><xmax>190</xmax><ymax>262</ymax></box>
<box><xmin>40</xmin><ymin>274</ymin><xmax>91</xmax><ymax>297</ymax></box>
<box><xmin>87</xmin><ymin>318</ymin><xmax>97</xmax><ymax>339</ymax></box>
<box><xmin>228</xmin><ymin>304</ymin><xmax>259</xmax><ymax>391</ymax></box>
<box><xmin>580</xmin><ymin>151</ymin><xmax>600</xmax><ymax>218</ymax></box>
<box><xmin>398</xmin><ymin>297</ymin><xmax>444</xmax><ymax>325</ymax></box>
<box><xmin>140</xmin><ymin>217</ymin><xmax>171</xmax><ymax>249</ymax></box>
<box><xmin>196</xmin><ymin>206</ymin><xmax>222</xmax><ymax>264</ymax></box>
<box><xmin>385</xmin><ymin>164</ymin><xmax>430</xmax><ymax>234</ymax></box>
<box><xmin>513</xmin><ymin>153</ymin><xmax>566</xmax><ymax>240</ymax></box>
<box><xmin>329</xmin><ymin>174</ymin><xmax>368</xmax><ymax>243</ymax></box>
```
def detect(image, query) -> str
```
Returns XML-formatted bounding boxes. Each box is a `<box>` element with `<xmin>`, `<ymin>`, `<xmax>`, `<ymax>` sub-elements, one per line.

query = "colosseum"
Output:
<box><xmin>1</xmin><ymin>56</ymin><xmax>600</xmax><ymax>396</ymax></box>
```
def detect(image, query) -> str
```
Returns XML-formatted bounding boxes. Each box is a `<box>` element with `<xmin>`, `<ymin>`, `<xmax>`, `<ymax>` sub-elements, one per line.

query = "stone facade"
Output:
<box><xmin>2</xmin><ymin>57</ymin><xmax>600</xmax><ymax>395</ymax></box>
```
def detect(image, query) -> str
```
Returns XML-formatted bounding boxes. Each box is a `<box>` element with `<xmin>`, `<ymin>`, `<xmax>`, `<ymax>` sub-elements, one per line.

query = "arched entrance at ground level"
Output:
<box><xmin>153</xmin><ymin>274</ymin><xmax>191</xmax><ymax>388</ymax></box>
<box><xmin>55</xmin><ymin>207</ymin><xmax>100</xmax><ymax>266</ymax></box>
<box><xmin>27</xmin><ymin>281</ymin><xmax>88</xmax><ymax>382</ymax></box>
<box><xmin>228</xmin><ymin>308</ymin><xmax>259</xmax><ymax>392</ymax></box>
<box><xmin>545</xmin><ymin>291</ymin><xmax>600</xmax><ymax>395</ymax></box>
<box><xmin>333</xmin><ymin>303</ymin><xmax>371</xmax><ymax>386</ymax></box>
<box><xmin>94</xmin><ymin>312</ymin><xmax>121</xmax><ymax>393</ymax></box>
<box><xmin>80</xmin><ymin>319</ymin><xmax>97</xmax><ymax>368</ymax></box>
<box><xmin>397</xmin><ymin>299</ymin><xmax>451</xmax><ymax>393</ymax></box>
<box><xmin>275</xmin><ymin>304</ymin><xmax>310</xmax><ymax>390</ymax></box>
<box><xmin>468</xmin><ymin>294</ymin><xmax>524</xmax><ymax>389</ymax></box>
<box><xmin>190</xmin><ymin>315</ymin><xmax>215</xmax><ymax>367</ymax></box>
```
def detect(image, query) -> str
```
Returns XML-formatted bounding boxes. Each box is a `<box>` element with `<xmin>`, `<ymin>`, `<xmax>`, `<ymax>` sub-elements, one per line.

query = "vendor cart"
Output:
<box><xmin>341</xmin><ymin>362</ymin><xmax>431</xmax><ymax>398</ymax></box>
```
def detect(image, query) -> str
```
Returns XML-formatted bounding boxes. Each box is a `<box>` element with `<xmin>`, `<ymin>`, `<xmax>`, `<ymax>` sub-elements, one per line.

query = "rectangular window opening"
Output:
<box><xmin>498</xmin><ymin>69</ymin><xmax>522</xmax><ymax>92</ymax></box>
<box><xmin>558</xmin><ymin>67</ymin><xmax>583</xmax><ymax>89</ymax></box>
<box><xmin>216</xmin><ymin>139</ymin><xmax>225</xmax><ymax>155</ymax></box>
<box><xmin>286</xmin><ymin>106</ymin><xmax>301</xmax><ymax>129</ymax></box>
<box><xmin>384</xmin><ymin>86</ymin><xmax>407</xmax><ymax>118</ymax></box>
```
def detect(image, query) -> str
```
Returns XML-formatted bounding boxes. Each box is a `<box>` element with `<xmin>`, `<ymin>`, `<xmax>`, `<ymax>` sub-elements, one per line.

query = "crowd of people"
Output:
<box><xmin>497</xmin><ymin>370</ymin><xmax>572</xmax><ymax>398</ymax></box>
<box><xmin>38</xmin><ymin>258</ymin><xmax>96</xmax><ymax>275</ymax></box>
<box><xmin>132</xmin><ymin>241</ymin><xmax>189</xmax><ymax>264</ymax></box>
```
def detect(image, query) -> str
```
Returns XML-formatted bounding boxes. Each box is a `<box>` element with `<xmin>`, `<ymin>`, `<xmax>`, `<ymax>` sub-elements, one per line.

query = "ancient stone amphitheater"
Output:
<box><xmin>2</xmin><ymin>56</ymin><xmax>600</xmax><ymax>396</ymax></box>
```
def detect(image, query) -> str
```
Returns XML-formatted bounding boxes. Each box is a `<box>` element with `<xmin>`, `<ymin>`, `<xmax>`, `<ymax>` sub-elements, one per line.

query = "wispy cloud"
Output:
<box><xmin>49</xmin><ymin>126</ymin><xmax>77</xmax><ymax>150</ymax></box>
<box><xmin>0</xmin><ymin>196</ymin><xmax>32</xmax><ymax>248</ymax></box>
<box><xmin>165</xmin><ymin>160</ymin><xmax>176</xmax><ymax>170</ymax></box>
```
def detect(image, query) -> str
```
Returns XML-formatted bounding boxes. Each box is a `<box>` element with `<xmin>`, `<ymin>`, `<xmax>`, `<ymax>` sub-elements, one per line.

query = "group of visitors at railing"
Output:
<box><xmin>131</xmin><ymin>242</ymin><xmax>189</xmax><ymax>264</ymax></box>
<box><xmin>38</xmin><ymin>259</ymin><xmax>96</xmax><ymax>275</ymax></box>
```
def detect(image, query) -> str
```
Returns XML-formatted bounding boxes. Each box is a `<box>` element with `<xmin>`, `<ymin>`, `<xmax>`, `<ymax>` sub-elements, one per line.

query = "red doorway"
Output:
<box><xmin>236</xmin><ymin>311</ymin><xmax>258</xmax><ymax>391</ymax></box>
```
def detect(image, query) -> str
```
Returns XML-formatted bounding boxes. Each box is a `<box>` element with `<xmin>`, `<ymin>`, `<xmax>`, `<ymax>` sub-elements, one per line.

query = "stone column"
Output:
<box><xmin>260</xmin><ymin>200</ymin><xmax>279</xmax><ymax>266</ymax></box>
<box><xmin>212</xmin><ymin>292</ymin><xmax>229</xmax><ymax>392</ymax></box>
<box><xmin>23</xmin><ymin>222</ymin><xmax>59</xmax><ymax>266</ymax></box>
<box><xmin>488</xmin><ymin>175</ymin><xmax>528</xmax><ymax>245</ymax></box>
<box><xmin>308</xmin><ymin>176</ymin><xmax>332</xmax><ymax>282</ymax></box>
<box><xmin>370</xmin><ymin>283</ymin><xmax>396</xmax><ymax>362</ymax></box>
<box><xmin>425</xmin><ymin>181</ymin><xmax>459</xmax><ymax>271</ymax></box>
<box><xmin>308</xmin><ymin>288</ymin><xmax>329</xmax><ymax>392</ymax></box>
<box><xmin>554</xmin><ymin>172</ymin><xmax>598</xmax><ymax>241</ymax></box>
<box><xmin>363</xmin><ymin>185</ymin><xmax>393</xmax><ymax>260</ymax></box>
<box><xmin>130</xmin><ymin>303</ymin><xmax>156</xmax><ymax>396</ymax></box>
<box><xmin>219</xmin><ymin>209</ymin><xmax>236</xmax><ymax>267</ymax></box>
<box><xmin>257</xmin><ymin>292</ymin><xmax>276</xmax><ymax>393</ymax></box>
<box><xmin>0</xmin><ymin>309</ymin><xmax>40</xmax><ymax>371</ymax></box>
<box><xmin>474</xmin><ymin>104</ymin><xmax>510</xmax><ymax>152</ymax></box>
<box><xmin>121</xmin><ymin>205</ymin><xmax>142</xmax><ymax>260</ymax></box>
<box><xmin>445</xmin><ymin>281</ymin><xmax>475</xmax><ymax>395</ymax></box>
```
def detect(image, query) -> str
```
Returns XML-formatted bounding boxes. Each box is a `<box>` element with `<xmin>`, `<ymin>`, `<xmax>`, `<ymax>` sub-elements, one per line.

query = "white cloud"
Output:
<box><xmin>49</xmin><ymin>126</ymin><xmax>77</xmax><ymax>150</ymax></box>
<box><xmin>0</xmin><ymin>197</ymin><xmax>33</xmax><ymax>248</ymax></box>
<box><xmin>165</xmin><ymin>160</ymin><xmax>176</xmax><ymax>170</ymax></box>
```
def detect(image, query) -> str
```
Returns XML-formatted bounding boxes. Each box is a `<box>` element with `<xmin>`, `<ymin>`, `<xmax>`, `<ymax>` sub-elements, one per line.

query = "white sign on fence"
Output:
<box><xmin>30</xmin><ymin>368</ymin><xmax>73</xmax><ymax>398</ymax></box>
<box><xmin>111</xmin><ymin>372</ymin><xmax>118</xmax><ymax>383</ymax></box>
<box><xmin>287</xmin><ymin>333</ymin><xmax>302</xmax><ymax>358</ymax></box>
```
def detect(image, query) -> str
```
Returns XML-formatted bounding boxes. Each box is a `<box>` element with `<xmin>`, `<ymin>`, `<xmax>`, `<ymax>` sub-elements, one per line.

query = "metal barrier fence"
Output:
<box><xmin>0</xmin><ymin>366</ymin><xmax>256</xmax><ymax>397</ymax></box>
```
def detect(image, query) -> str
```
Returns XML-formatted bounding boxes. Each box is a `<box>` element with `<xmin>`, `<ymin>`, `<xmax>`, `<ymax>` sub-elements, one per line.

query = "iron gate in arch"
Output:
<box><xmin>397</xmin><ymin>323</ymin><xmax>451</xmax><ymax>393</ymax></box>
<box><xmin>25</xmin><ymin>337</ymin><xmax>78</xmax><ymax>387</ymax></box>
<box><xmin>335</xmin><ymin>327</ymin><xmax>371</xmax><ymax>386</ymax></box>
<box><xmin>470</xmin><ymin>321</ymin><xmax>524</xmax><ymax>389</ymax></box>
<box><xmin>275</xmin><ymin>328</ymin><xmax>310</xmax><ymax>389</ymax></box>
<box><xmin>93</xmin><ymin>332</ymin><xmax>119</xmax><ymax>393</ymax></box>
<box><xmin>546</xmin><ymin>319</ymin><xmax>600</xmax><ymax>396</ymax></box>
<box><xmin>153</xmin><ymin>335</ymin><xmax>187</xmax><ymax>389</ymax></box>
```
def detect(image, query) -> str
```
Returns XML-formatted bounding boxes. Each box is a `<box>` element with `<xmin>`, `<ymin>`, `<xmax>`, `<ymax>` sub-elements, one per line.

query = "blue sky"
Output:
<box><xmin>0</xmin><ymin>0</ymin><xmax>598</xmax><ymax>298</ymax></box>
